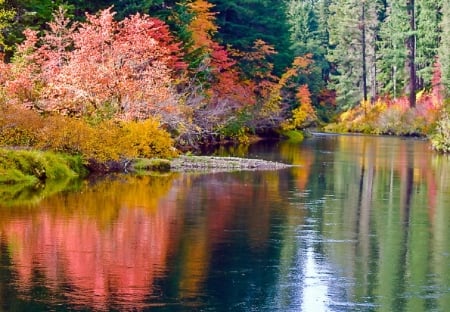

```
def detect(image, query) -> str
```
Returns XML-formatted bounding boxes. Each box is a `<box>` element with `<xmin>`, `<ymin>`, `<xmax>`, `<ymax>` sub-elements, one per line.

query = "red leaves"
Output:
<box><xmin>3</xmin><ymin>8</ymin><xmax>186</xmax><ymax>121</ymax></box>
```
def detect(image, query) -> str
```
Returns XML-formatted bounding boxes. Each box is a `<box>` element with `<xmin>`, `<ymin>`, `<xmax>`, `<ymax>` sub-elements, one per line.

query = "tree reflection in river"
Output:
<box><xmin>287</xmin><ymin>135</ymin><xmax>450</xmax><ymax>311</ymax></box>
<box><xmin>1</xmin><ymin>135</ymin><xmax>450</xmax><ymax>311</ymax></box>
<box><xmin>0</xmin><ymin>175</ymin><xmax>181</xmax><ymax>310</ymax></box>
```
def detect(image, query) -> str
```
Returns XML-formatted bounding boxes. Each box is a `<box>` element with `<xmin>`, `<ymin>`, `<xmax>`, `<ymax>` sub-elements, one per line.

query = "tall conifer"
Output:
<box><xmin>416</xmin><ymin>0</ymin><xmax>441</xmax><ymax>90</ymax></box>
<box><xmin>327</xmin><ymin>0</ymin><xmax>378</xmax><ymax>109</ymax></box>
<box><xmin>439</xmin><ymin>1</ymin><xmax>450</xmax><ymax>96</ymax></box>
<box><xmin>377</xmin><ymin>0</ymin><xmax>409</xmax><ymax>98</ymax></box>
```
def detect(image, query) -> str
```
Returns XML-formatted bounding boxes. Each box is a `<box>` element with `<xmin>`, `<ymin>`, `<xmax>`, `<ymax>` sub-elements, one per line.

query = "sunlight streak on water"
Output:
<box><xmin>301</xmin><ymin>246</ymin><xmax>330</xmax><ymax>312</ymax></box>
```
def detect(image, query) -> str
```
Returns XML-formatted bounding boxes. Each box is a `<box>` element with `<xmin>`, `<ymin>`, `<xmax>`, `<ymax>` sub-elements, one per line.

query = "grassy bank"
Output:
<box><xmin>0</xmin><ymin>148</ymin><xmax>87</xmax><ymax>185</ymax></box>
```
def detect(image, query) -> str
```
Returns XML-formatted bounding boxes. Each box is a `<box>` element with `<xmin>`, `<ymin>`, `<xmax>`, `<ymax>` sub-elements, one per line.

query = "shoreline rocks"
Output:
<box><xmin>169</xmin><ymin>155</ymin><xmax>293</xmax><ymax>172</ymax></box>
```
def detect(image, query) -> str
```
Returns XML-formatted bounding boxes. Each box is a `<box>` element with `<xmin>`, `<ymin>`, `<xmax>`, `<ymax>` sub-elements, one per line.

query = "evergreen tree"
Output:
<box><xmin>327</xmin><ymin>0</ymin><xmax>378</xmax><ymax>109</ymax></box>
<box><xmin>416</xmin><ymin>0</ymin><xmax>441</xmax><ymax>90</ymax></box>
<box><xmin>406</xmin><ymin>0</ymin><xmax>416</xmax><ymax>107</ymax></box>
<box><xmin>440</xmin><ymin>0</ymin><xmax>450</xmax><ymax>96</ymax></box>
<box><xmin>66</xmin><ymin>0</ymin><xmax>177</xmax><ymax>20</ymax></box>
<box><xmin>286</xmin><ymin>0</ymin><xmax>329</xmax><ymax>106</ymax></box>
<box><xmin>377</xmin><ymin>0</ymin><xmax>409</xmax><ymax>98</ymax></box>
<box><xmin>209</xmin><ymin>0</ymin><xmax>293</xmax><ymax>74</ymax></box>
<box><xmin>287</xmin><ymin>0</ymin><xmax>318</xmax><ymax>56</ymax></box>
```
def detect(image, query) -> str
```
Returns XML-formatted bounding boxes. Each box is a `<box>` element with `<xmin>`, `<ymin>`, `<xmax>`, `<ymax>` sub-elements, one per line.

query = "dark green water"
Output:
<box><xmin>1</xmin><ymin>134</ymin><xmax>450</xmax><ymax>311</ymax></box>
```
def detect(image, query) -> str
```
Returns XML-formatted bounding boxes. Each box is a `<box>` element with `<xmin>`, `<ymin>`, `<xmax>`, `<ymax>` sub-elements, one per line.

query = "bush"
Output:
<box><xmin>121</xmin><ymin>119</ymin><xmax>178</xmax><ymax>159</ymax></box>
<box><xmin>0</xmin><ymin>105</ymin><xmax>179</xmax><ymax>164</ymax></box>
<box><xmin>430</xmin><ymin>111</ymin><xmax>450</xmax><ymax>152</ymax></box>
<box><xmin>0</xmin><ymin>148</ymin><xmax>85</xmax><ymax>184</ymax></box>
<box><xmin>324</xmin><ymin>98</ymin><xmax>437</xmax><ymax>137</ymax></box>
<box><xmin>0</xmin><ymin>105</ymin><xmax>44</xmax><ymax>146</ymax></box>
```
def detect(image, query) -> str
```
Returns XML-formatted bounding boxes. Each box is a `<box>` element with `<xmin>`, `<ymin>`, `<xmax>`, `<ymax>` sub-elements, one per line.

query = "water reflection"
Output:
<box><xmin>294</xmin><ymin>135</ymin><xmax>450</xmax><ymax>312</ymax></box>
<box><xmin>1</xmin><ymin>135</ymin><xmax>450</xmax><ymax>311</ymax></box>
<box><xmin>0</xmin><ymin>175</ymin><xmax>180</xmax><ymax>310</ymax></box>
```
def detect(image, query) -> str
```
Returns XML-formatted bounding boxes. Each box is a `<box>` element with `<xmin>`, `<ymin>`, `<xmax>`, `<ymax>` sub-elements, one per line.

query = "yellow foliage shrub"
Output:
<box><xmin>282</xmin><ymin>103</ymin><xmax>317</xmax><ymax>131</ymax></box>
<box><xmin>0</xmin><ymin>105</ymin><xmax>44</xmax><ymax>146</ymax></box>
<box><xmin>121</xmin><ymin>119</ymin><xmax>178</xmax><ymax>159</ymax></box>
<box><xmin>0</xmin><ymin>105</ymin><xmax>178</xmax><ymax>163</ymax></box>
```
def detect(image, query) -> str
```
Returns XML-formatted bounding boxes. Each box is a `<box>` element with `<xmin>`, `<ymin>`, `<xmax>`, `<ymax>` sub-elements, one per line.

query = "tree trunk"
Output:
<box><xmin>361</xmin><ymin>2</ymin><xmax>368</xmax><ymax>102</ymax></box>
<box><xmin>407</xmin><ymin>0</ymin><xmax>416</xmax><ymax>108</ymax></box>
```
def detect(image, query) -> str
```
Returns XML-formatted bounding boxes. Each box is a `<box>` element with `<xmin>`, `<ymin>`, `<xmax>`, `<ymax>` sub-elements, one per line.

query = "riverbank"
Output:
<box><xmin>0</xmin><ymin>147</ymin><xmax>294</xmax><ymax>187</ymax></box>
<box><xmin>0</xmin><ymin>148</ymin><xmax>87</xmax><ymax>185</ymax></box>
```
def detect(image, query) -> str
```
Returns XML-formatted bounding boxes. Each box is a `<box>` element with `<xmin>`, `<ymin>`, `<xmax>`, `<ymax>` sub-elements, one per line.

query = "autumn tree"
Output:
<box><xmin>187</xmin><ymin>0</ymin><xmax>217</xmax><ymax>51</ymax></box>
<box><xmin>4</xmin><ymin>8</ymin><xmax>185</xmax><ymax>125</ymax></box>
<box><xmin>279</xmin><ymin>55</ymin><xmax>318</xmax><ymax>129</ymax></box>
<box><xmin>181</xmin><ymin>0</ymin><xmax>256</xmax><ymax>140</ymax></box>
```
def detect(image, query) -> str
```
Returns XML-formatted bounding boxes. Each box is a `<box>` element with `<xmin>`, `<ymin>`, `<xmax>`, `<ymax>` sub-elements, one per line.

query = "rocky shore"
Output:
<box><xmin>169</xmin><ymin>155</ymin><xmax>293</xmax><ymax>172</ymax></box>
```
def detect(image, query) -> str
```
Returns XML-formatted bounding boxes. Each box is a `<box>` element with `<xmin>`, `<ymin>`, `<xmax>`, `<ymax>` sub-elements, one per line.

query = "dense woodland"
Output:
<box><xmin>1</xmin><ymin>0</ymin><xmax>450</xmax><ymax>163</ymax></box>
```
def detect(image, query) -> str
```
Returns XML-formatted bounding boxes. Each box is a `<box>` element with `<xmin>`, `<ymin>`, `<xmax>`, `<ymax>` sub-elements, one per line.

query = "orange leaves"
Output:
<box><xmin>296</xmin><ymin>85</ymin><xmax>313</xmax><ymax>108</ymax></box>
<box><xmin>279</xmin><ymin>54</ymin><xmax>313</xmax><ymax>89</ymax></box>
<box><xmin>293</xmin><ymin>84</ymin><xmax>317</xmax><ymax>128</ymax></box>
<box><xmin>292</xmin><ymin>53</ymin><xmax>313</xmax><ymax>69</ymax></box>
<box><xmin>187</xmin><ymin>0</ymin><xmax>218</xmax><ymax>51</ymax></box>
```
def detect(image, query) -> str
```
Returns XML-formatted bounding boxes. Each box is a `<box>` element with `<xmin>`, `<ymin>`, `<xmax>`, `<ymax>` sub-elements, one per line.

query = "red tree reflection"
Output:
<box><xmin>1</xmin><ymin>176</ymin><xmax>179</xmax><ymax>310</ymax></box>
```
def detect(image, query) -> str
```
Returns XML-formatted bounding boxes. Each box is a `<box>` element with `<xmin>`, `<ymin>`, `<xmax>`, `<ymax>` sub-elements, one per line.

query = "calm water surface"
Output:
<box><xmin>1</xmin><ymin>134</ymin><xmax>450</xmax><ymax>311</ymax></box>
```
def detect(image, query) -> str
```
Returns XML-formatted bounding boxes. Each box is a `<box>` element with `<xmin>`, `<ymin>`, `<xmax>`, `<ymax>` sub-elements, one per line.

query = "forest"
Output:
<box><xmin>1</xmin><ymin>0</ymin><xmax>450</xmax><ymax>168</ymax></box>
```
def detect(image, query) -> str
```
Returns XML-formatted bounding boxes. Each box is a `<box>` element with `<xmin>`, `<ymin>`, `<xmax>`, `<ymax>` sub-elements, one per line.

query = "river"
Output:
<box><xmin>1</xmin><ymin>134</ymin><xmax>450</xmax><ymax>311</ymax></box>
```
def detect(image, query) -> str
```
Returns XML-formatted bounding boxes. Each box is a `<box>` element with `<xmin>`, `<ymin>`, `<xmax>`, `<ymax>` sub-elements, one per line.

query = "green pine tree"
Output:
<box><xmin>377</xmin><ymin>0</ymin><xmax>409</xmax><ymax>98</ymax></box>
<box><xmin>286</xmin><ymin>0</ymin><xmax>329</xmax><ymax>106</ymax></box>
<box><xmin>439</xmin><ymin>1</ymin><xmax>450</xmax><ymax>96</ymax></box>
<box><xmin>209</xmin><ymin>0</ymin><xmax>293</xmax><ymax>75</ymax></box>
<box><xmin>327</xmin><ymin>0</ymin><xmax>378</xmax><ymax>109</ymax></box>
<box><xmin>416</xmin><ymin>0</ymin><xmax>441</xmax><ymax>90</ymax></box>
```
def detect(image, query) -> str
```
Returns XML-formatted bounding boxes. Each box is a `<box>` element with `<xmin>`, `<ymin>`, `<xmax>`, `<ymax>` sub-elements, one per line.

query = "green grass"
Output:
<box><xmin>132</xmin><ymin>158</ymin><xmax>171</xmax><ymax>172</ymax></box>
<box><xmin>0</xmin><ymin>148</ymin><xmax>87</xmax><ymax>185</ymax></box>
<box><xmin>278</xmin><ymin>130</ymin><xmax>305</xmax><ymax>143</ymax></box>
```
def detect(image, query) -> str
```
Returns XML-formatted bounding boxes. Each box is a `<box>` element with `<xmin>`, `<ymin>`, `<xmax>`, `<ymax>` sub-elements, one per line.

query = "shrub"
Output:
<box><xmin>0</xmin><ymin>105</ymin><xmax>178</xmax><ymax>164</ymax></box>
<box><xmin>0</xmin><ymin>105</ymin><xmax>44</xmax><ymax>146</ymax></box>
<box><xmin>0</xmin><ymin>148</ymin><xmax>84</xmax><ymax>184</ymax></box>
<box><xmin>121</xmin><ymin>119</ymin><xmax>178</xmax><ymax>159</ymax></box>
<box><xmin>430</xmin><ymin>111</ymin><xmax>450</xmax><ymax>152</ymax></box>
<box><xmin>38</xmin><ymin>116</ymin><xmax>178</xmax><ymax>162</ymax></box>
<box><xmin>325</xmin><ymin>97</ymin><xmax>438</xmax><ymax>137</ymax></box>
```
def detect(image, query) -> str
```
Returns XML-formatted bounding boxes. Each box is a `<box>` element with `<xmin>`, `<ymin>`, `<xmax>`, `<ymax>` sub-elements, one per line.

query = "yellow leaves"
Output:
<box><xmin>258</xmin><ymin>90</ymin><xmax>282</xmax><ymax>120</ymax></box>
<box><xmin>121</xmin><ymin>119</ymin><xmax>178</xmax><ymax>159</ymax></box>
<box><xmin>282</xmin><ymin>84</ymin><xmax>317</xmax><ymax>130</ymax></box>
<box><xmin>339</xmin><ymin>110</ymin><xmax>354</xmax><ymax>122</ymax></box>
<box><xmin>0</xmin><ymin>105</ymin><xmax>178</xmax><ymax>163</ymax></box>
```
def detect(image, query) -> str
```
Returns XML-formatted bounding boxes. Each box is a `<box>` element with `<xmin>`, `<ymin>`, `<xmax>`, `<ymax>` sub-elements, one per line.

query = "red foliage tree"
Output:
<box><xmin>4</xmin><ymin>8</ymin><xmax>186</xmax><ymax>122</ymax></box>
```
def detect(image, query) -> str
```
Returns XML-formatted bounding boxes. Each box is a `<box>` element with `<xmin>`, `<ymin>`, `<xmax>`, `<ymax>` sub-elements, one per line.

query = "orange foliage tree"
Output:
<box><xmin>187</xmin><ymin>0</ymin><xmax>218</xmax><ymax>52</ymax></box>
<box><xmin>182</xmin><ymin>0</ymin><xmax>255</xmax><ymax>141</ymax></box>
